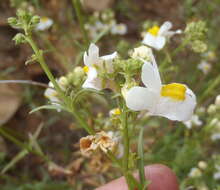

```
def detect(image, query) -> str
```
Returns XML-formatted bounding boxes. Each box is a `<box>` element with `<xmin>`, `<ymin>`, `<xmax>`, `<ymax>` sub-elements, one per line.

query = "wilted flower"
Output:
<box><xmin>36</xmin><ymin>16</ymin><xmax>53</xmax><ymax>31</ymax></box>
<box><xmin>197</xmin><ymin>60</ymin><xmax>211</xmax><ymax>74</ymax></box>
<box><xmin>82</xmin><ymin>43</ymin><xmax>117</xmax><ymax>90</ymax></box>
<box><xmin>111</xmin><ymin>23</ymin><xmax>127</xmax><ymax>35</ymax></box>
<box><xmin>80</xmin><ymin>135</ymin><xmax>97</xmax><ymax>156</ymax></box>
<box><xmin>142</xmin><ymin>21</ymin><xmax>181</xmax><ymax>50</ymax></box>
<box><xmin>125</xmin><ymin>54</ymin><xmax>196</xmax><ymax>121</ymax></box>
<box><xmin>188</xmin><ymin>167</ymin><xmax>202</xmax><ymax>178</ymax></box>
<box><xmin>183</xmin><ymin>114</ymin><xmax>202</xmax><ymax>129</ymax></box>
<box><xmin>95</xmin><ymin>131</ymin><xmax>118</xmax><ymax>153</ymax></box>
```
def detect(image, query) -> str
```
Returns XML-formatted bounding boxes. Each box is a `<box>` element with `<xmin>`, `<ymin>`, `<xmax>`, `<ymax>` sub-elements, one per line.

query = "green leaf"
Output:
<box><xmin>1</xmin><ymin>149</ymin><xmax>28</xmax><ymax>174</ymax></box>
<box><xmin>72</xmin><ymin>88</ymin><xmax>104</xmax><ymax>104</ymax></box>
<box><xmin>29</xmin><ymin>104</ymin><xmax>64</xmax><ymax>114</ymax></box>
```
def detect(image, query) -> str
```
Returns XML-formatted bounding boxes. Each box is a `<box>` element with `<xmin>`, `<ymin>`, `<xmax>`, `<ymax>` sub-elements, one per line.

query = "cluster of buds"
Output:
<box><xmin>184</xmin><ymin>20</ymin><xmax>208</xmax><ymax>53</ymax></box>
<box><xmin>80</xmin><ymin>131</ymin><xmax>121</xmax><ymax>156</ymax></box>
<box><xmin>188</xmin><ymin>161</ymin><xmax>208</xmax><ymax>178</ymax></box>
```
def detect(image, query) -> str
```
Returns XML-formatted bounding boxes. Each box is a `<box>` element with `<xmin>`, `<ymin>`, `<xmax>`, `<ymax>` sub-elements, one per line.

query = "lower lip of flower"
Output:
<box><xmin>160</xmin><ymin>83</ymin><xmax>186</xmax><ymax>101</ymax></box>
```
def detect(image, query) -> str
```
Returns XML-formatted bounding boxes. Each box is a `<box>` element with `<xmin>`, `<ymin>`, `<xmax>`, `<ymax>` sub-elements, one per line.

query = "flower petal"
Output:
<box><xmin>101</xmin><ymin>52</ymin><xmax>117</xmax><ymax>61</ymax></box>
<box><xmin>152</xmin><ymin>86</ymin><xmax>196</xmax><ymax>121</ymax></box>
<box><xmin>125</xmin><ymin>86</ymin><xmax>157</xmax><ymax>111</ymax></box>
<box><xmin>154</xmin><ymin>36</ymin><xmax>166</xmax><ymax>50</ymax></box>
<box><xmin>142</xmin><ymin>33</ymin><xmax>157</xmax><ymax>49</ymax></box>
<box><xmin>82</xmin><ymin>67</ymin><xmax>102</xmax><ymax>90</ymax></box>
<box><xmin>141</xmin><ymin>62</ymin><xmax>162</xmax><ymax>92</ymax></box>
<box><xmin>158</xmin><ymin>21</ymin><xmax>172</xmax><ymax>36</ymax></box>
<box><xmin>84</xmin><ymin>43</ymin><xmax>100</xmax><ymax>66</ymax></box>
<box><xmin>101</xmin><ymin>52</ymin><xmax>117</xmax><ymax>73</ymax></box>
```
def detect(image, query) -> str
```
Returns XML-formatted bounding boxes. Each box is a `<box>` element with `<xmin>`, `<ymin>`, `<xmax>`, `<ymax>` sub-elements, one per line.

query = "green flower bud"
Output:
<box><xmin>31</xmin><ymin>15</ymin><xmax>40</xmax><ymax>25</ymax></box>
<box><xmin>12</xmin><ymin>33</ymin><xmax>26</xmax><ymax>45</ymax></box>
<box><xmin>7</xmin><ymin>17</ymin><xmax>18</xmax><ymax>27</ymax></box>
<box><xmin>184</xmin><ymin>20</ymin><xmax>207</xmax><ymax>41</ymax></box>
<box><xmin>191</xmin><ymin>40</ymin><xmax>207</xmax><ymax>53</ymax></box>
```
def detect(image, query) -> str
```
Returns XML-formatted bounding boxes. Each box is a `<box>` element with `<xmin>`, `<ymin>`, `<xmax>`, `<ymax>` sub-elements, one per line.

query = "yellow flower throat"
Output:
<box><xmin>148</xmin><ymin>25</ymin><xmax>160</xmax><ymax>36</ymax></box>
<box><xmin>83</xmin><ymin>66</ymin><xmax>89</xmax><ymax>73</ymax></box>
<box><xmin>161</xmin><ymin>83</ymin><xmax>186</xmax><ymax>101</ymax></box>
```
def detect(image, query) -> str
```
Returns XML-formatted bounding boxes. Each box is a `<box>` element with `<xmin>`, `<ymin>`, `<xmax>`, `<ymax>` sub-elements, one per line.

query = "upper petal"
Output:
<box><xmin>84</xmin><ymin>43</ymin><xmax>100</xmax><ymax>66</ymax></box>
<box><xmin>158</xmin><ymin>21</ymin><xmax>172</xmax><ymax>36</ymax></box>
<box><xmin>141</xmin><ymin>62</ymin><xmax>162</xmax><ymax>92</ymax></box>
<box><xmin>152</xmin><ymin>85</ymin><xmax>196</xmax><ymax>121</ymax></box>
<box><xmin>101</xmin><ymin>52</ymin><xmax>117</xmax><ymax>61</ymax></box>
<box><xmin>125</xmin><ymin>86</ymin><xmax>157</xmax><ymax>111</ymax></box>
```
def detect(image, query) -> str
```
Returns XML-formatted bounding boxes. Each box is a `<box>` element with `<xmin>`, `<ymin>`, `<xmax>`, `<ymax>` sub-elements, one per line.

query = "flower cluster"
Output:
<box><xmin>85</xmin><ymin>9</ymin><xmax>127</xmax><ymax>39</ymax></box>
<box><xmin>184</xmin><ymin>20</ymin><xmax>208</xmax><ymax>53</ymax></box>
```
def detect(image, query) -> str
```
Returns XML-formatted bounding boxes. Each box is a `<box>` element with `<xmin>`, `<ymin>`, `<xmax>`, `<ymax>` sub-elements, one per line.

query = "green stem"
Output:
<box><xmin>137</xmin><ymin>127</ymin><xmax>145</xmax><ymax>187</ymax></box>
<box><xmin>121</xmin><ymin>103</ymin><xmax>132</xmax><ymax>189</ymax></box>
<box><xmin>72</xmin><ymin>0</ymin><xmax>89</xmax><ymax>46</ymax></box>
<box><xmin>71</xmin><ymin>108</ymin><xmax>95</xmax><ymax>135</ymax></box>
<box><xmin>25</xmin><ymin>35</ymin><xmax>94</xmax><ymax>135</ymax></box>
<box><xmin>199</xmin><ymin>75</ymin><xmax>220</xmax><ymax>103</ymax></box>
<box><xmin>25</xmin><ymin>36</ymin><xmax>66</xmax><ymax>101</ymax></box>
<box><xmin>172</xmin><ymin>38</ymin><xmax>190</xmax><ymax>57</ymax></box>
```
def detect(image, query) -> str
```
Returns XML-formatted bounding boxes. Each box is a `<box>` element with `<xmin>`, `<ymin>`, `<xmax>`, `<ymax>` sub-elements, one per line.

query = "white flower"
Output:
<box><xmin>111</xmin><ymin>23</ymin><xmax>127</xmax><ymax>35</ymax></box>
<box><xmin>125</xmin><ymin>55</ymin><xmax>196</xmax><ymax>122</ymax></box>
<box><xmin>214</xmin><ymin>172</ymin><xmax>220</xmax><ymax>180</ymax></box>
<box><xmin>44</xmin><ymin>77</ymin><xmax>67</xmax><ymax>108</ymax></box>
<box><xmin>188</xmin><ymin>167</ymin><xmax>202</xmax><ymax>178</ymax></box>
<box><xmin>197</xmin><ymin>60</ymin><xmax>211</xmax><ymax>74</ymax></box>
<box><xmin>215</xmin><ymin>95</ymin><xmax>220</xmax><ymax>106</ymax></box>
<box><xmin>183</xmin><ymin>114</ymin><xmax>202</xmax><ymax>129</ymax></box>
<box><xmin>36</xmin><ymin>17</ymin><xmax>53</xmax><ymax>31</ymax></box>
<box><xmin>142</xmin><ymin>21</ymin><xmax>181</xmax><ymax>50</ymax></box>
<box><xmin>82</xmin><ymin>43</ymin><xmax>117</xmax><ymax>90</ymax></box>
<box><xmin>211</xmin><ymin>133</ymin><xmax>220</xmax><ymax>141</ymax></box>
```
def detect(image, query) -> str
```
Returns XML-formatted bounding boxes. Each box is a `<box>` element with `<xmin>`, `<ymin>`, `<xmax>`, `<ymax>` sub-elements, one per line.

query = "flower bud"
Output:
<box><xmin>198</xmin><ymin>161</ymin><xmax>208</xmax><ymax>170</ymax></box>
<box><xmin>7</xmin><ymin>17</ymin><xmax>18</xmax><ymax>26</ymax></box>
<box><xmin>12</xmin><ymin>33</ymin><xmax>26</xmax><ymax>45</ymax></box>
<box><xmin>207</xmin><ymin>104</ymin><xmax>216</xmax><ymax>114</ymax></box>
<box><xmin>131</xmin><ymin>45</ymin><xmax>153</xmax><ymax>61</ymax></box>
<box><xmin>31</xmin><ymin>15</ymin><xmax>40</xmax><ymax>25</ymax></box>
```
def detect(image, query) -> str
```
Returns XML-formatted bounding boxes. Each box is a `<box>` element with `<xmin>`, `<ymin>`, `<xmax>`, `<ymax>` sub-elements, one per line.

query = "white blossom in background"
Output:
<box><xmin>142</xmin><ymin>21</ymin><xmax>182</xmax><ymax>50</ymax></box>
<box><xmin>197</xmin><ymin>60</ymin><xmax>212</xmax><ymax>74</ymax></box>
<box><xmin>215</xmin><ymin>95</ymin><xmax>220</xmax><ymax>106</ymax></box>
<box><xmin>214</xmin><ymin>165</ymin><xmax>220</xmax><ymax>180</ymax></box>
<box><xmin>82</xmin><ymin>43</ymin><xmax>117</xmax><ymax>90</ymax></box>
<box><xmin>183</xmin><ymin>114</ymin><xmax>202</xmax><ymax>129</ymax></box>
<box><xmin>111</xmin><ymin>23</ymin><xmax>127</xmax><ymax>35</ymax></box>
<box><xmin>188</xmin><ymin>167</ymin><xmax>202</xmax><ymax>178</ymax></box>
<box><xmin>36</xmin><ymin>17</ymin><xmax>53</xmax><ymax>31</ymax></box>
<box><xmin>125</xmin><ymin>52</ymin><xmax>196</xmax><ymax>122</ymax></box>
